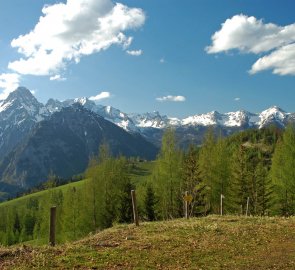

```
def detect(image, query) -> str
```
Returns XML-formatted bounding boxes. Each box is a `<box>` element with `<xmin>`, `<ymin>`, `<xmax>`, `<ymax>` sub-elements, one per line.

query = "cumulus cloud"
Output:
<box><xmin>250</xmin><ymin>43</ymin><xmax>295</xmax><ymax>75</ymax></box>
<box><xmin>206</xmin><ymin>14</ymin><xmax>295</xmax><ymax>75</ymax></box>
<box><xmin>156</xmin><ymin>95</ymin><xmax>186</xmax><ymax>102</ymax></box>
<box><xmin>0</xmin><ymin>73</ymin><xmax>20</xmax><ymax>99</ymax></box>
<box><xmin>49</xmin><ymin>74</ymin><xmax>67</xmax><ymax>81</ymax></box>
<box><xmin>89</xmin><ymin>91</ymin><xmax>111</xmax><ymax>101</ymax></box>
<box><xmin>8</xmin><ymin>0</ymin><xmax>145</xmax><ymax>76</ymax></box>
<box><xmin>126</xmin><ymin>49</ymin><xmax>143</xmax><ymax>56</ymax></box>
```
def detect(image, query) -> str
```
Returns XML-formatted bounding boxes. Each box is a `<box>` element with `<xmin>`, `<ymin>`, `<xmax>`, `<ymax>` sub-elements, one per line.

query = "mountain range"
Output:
<box><xmin>0</xmin><ymin>86</ymin><xmax>294</xmax><ymax>197</ymax></box>
<box><xmin>42</xmin><ymin>88</ymin><xmax>295</xmax><ymax>147</ymax></box>
<box><xmin>46</xmin><ymin>97</ymin><xmax>295</xmax><ymax>132</ymax></box>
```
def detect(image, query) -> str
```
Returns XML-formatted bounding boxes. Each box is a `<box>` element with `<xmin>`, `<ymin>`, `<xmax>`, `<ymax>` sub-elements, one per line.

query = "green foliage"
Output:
<box><xmin>182</xmin><ymin>144</ymin><xmax>208</xmax><ymax>216</ymax></box>
<box><xmin>271</xmin><ymin>124</ymin><xmax>295</xmax><ymax>215</ymax></box>
<box><xmin>198</xmin><ymin>130</ymin><xmax>232</xmax><ymax>214</ymax></box>
<box><xmin>152</xmin><ymin>129</ymin><xmax>183</xmax><ymax>219</ymax></box>
<box><xmin>228</xmin><ymin>144</ymin><xmax>273</xmax><ymax>215</ymax></box>
<box><xmin>144</xmin><ymin>183</ymin><xmax>156</xmax><ymax>221</ymax></box>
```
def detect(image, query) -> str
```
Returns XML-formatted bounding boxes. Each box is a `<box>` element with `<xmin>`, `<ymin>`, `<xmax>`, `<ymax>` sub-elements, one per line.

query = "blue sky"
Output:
<box><xmin>0</xmin><ymin>0</ymin><xmax>294</xmax><ymax>118</ymax></box>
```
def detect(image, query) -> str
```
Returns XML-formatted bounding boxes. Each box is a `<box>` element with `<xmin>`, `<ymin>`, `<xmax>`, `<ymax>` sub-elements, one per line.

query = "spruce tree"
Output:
<box><xmin>117</xmin><ymin>176</ymin><xmax>134</xmax><ymax>224</ymax></box>
<box><xmin>152</xmin><ymin>128</ymin><xmax>183</xmax><ymax>219</ymax></box>
<box><xmin>271</xmin><ymin>124</ymin><xmax>295</xmax><ymax>216</ymax></box>
<box><xmin>198</xmin><ymin>128</ymin><xmax>216</xmax><ymax>213</ymax></box>
<box><xmin>228</xmin><ymin>144</ymin><xmax>249</xmax><ymax>214</ymax></box>
<box><xmin>182</xmin><ymin>144</ymin><xmax>207</xmax><ymax>216</ymax></box>
<box><xmin>144</xmin><ymin>183</ymin><xmax>156</xmax><ymax>221</ymax></box>
<box><xmin>63</xmin><ymin>186</ymin><xmax>81</xmax><ymax>240</ymax></box>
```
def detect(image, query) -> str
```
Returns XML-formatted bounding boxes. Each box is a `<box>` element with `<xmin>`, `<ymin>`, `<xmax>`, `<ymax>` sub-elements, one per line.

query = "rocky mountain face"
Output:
<box><xmin>0</xmin><ymin>105</ymin><xmax>157</xmax><ymax>189</ymax></box>
<box><xmin>0</xmin><ymin>87</ymin><xmax>49</xmax><ymax>158</ymax></box>
<box><xmin>45</xmin><ymin>98</ymin><xmax>139</xmax><ymax>132</ymax></box>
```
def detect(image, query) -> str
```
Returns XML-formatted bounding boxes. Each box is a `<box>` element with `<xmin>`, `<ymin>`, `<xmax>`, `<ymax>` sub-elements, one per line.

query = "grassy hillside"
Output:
<box><xmin>0</xmin><ymin>161</ymin><xmax>154</xmax><ymax>208</ymax></box>
<box><xmin>0</xmin><ymin>161</ymin><xmax>155</xmax><ymax>246</ymax></box>
<box><xmin>0</xmin><ymin>216</ymin><xmax>294</xmax><ymax>270</ymax></box>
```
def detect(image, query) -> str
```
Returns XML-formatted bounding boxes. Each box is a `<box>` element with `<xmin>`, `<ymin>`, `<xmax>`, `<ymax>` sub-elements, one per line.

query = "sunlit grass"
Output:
<box><xmin>1</xmin><ymin>215</ymin><xmax>294</xmax><ymax>269</ymax></box>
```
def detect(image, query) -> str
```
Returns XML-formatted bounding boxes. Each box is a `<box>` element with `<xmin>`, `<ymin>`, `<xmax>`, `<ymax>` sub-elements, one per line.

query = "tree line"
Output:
<box><xmin>0</xmin><ymin>125</ymin><xmax>294</xmax><ymax>246</ymax></box>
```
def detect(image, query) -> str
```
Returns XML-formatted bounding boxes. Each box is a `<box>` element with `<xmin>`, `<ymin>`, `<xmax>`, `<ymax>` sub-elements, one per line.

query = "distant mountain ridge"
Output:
<box><xmin>0</xmin><ymin>87</ymin><xmax>294</xmax><ymax>156</ymax></box>
<box><xmin>44</xmin><ymin>94</ymin><xmax>294</xmax><ymax>131</ymax></box>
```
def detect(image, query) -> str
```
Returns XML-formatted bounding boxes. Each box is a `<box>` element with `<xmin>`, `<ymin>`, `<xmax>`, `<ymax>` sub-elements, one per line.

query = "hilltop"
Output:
<box><xmin>0</xmin><ymin>216</ymin><xmax>294</xmax><ymax>269</ymax></box>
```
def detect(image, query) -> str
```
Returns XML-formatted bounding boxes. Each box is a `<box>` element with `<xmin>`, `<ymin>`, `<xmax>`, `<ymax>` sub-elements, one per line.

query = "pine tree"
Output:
<box><xmin>144</xmin><ymin>183</ymin><xmax>156</xmax><ymax>221</ymax></box>
<box><xmin>229</xmin><ymin>143</ymin><xmax>273</xmax><ymax>216</ymax></box>
<box><xmin>198</xmin><ymin>128</ymin><xmax>216</xmax><ymax>213</ymax></box>
<box><xmin>271</xmin><ymin>124</ymin><xmax>295</xmax><ymax>216</ymax></box>
<box><xmin>63</xmin><ymin>186</ymin><xmax>81</xmax><ymax>240</ymax></box>
<box><xmin>228</xmin><ymin>144</ymin><xmax>249</xmax><ymax>214</ymax></box>
<box><xmin>152</xmin><ymin>128</ymin><xmax>183</xmax><ymax>219</ymax></box>
<box><xmin>182</xmin><ymin>144</ymin><xmax>207</xmax><ymax>216</ymax></box>
<box><xmin>255</xmin><ymin>160</ymin><xmax>273</xmax><ymax>215</ymax></box>
<box><xmin>210</xmin><ymin>136</ymin><xmax>231</xmax><ymax>214</ymax></box>
<box><xmin>117</xmin><ymin>176</ymin><xmax>134</xmax><ymax>224</ymax></box>
<box><xmin>199</xmin><ymin>130</ymin><xmax>232</xmax><ymax>214</ymax></box>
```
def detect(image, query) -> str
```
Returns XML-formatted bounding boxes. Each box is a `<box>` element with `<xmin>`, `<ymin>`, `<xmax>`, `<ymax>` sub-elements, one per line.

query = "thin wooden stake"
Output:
<box><xmin>185</xmin><ymin>191</ymin><xmax>189</xmax><ymax>219</ymax></box>
<box><xmin>246</xmin><ymin>197</ymin><xmax>250</xmax><ymax>217</ymax></box>
<box><xmin>131</xmin><ymin>190</ymin><xmax>139</xmax><ymax>226</ymax></box>
<box><xmin>49</xmin><ymin>206</ymin><xmax>56</xmax><ymax>246</ymax></box>
<box><xmin>220</xmin><ymin>194</ymin><xmax>224</xmax><ymax>216</ymax></box>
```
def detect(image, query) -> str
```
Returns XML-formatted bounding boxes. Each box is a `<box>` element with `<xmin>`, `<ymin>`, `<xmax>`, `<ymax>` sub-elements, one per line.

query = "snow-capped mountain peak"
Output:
<box><xmin>258</xmin><ymin>106</ymin><xmax>287</xmax><ymax>128</ymax></box>
<box><xmin>74</xmin><ymin>97</ymin><xmax>88</xmax><ymax>106</ymax></box>
<box><xmin>223</xmin><ymin>110</ymin><xmax>252</xmax><ymax>127</ymax></box>
<box><xmin>0</xmin><ymin>87</ymin><xmax>49</xmax><ymax>120</ymax></box>
<box><xmin>130</xmin><ymin>111</ymin><xmax>172</xmax><ymax>129</ymax></box>
<box><xmin>182</xmin><ymin>111</ymin><xmax>221</xmax><ymax>126</ymax></box>
<box><xmin>0</xmin><ymin>87</ymin><xmax>50</xmax><ymax>158</ymax></box>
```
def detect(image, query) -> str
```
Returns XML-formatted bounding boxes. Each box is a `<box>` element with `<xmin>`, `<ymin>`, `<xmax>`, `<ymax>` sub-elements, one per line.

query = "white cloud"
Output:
<box><xmin>234</xmin><ymin>97</ymin><xmax>240</xmax><ymax>101</ymax></box>
<box><xmin>156</xmin><ymin>95</ymin><xmax>186</xmax><ymax>102</ymax></box>
<box><xmin>126</xmin><ymin>49</ymin><xmax>143</xmax><ymax>56</ymax></box>
<box><xmin>250</xmin><ymin>43</ymin><xmax>295</xmax><ymax>75</ymax></box>
<box><xmin>0</xmin><ymin>73</ymin><xmax>20</xmax><ymax>100</ymax></box>
<box><xmin>206</xmin><ymin>14</ymin><xmax>295</xmax><ymax>54</ymax></box>
<box><xmin>50</xmin><ymin>74</ymin><xmax>67</xmax><ymax>81</ymax></box>
<box><xmin>206</xmin><ymin>14</ymin><xmax>295</xmax><ymax>76</ymax></box>
<box><xmin>89</xmin><ymin>91</ymin><xmax>111</xmax><ymax>101</ymax></box>
<box><xmin>160</xmin><ymin>58</ymin><xmax>165</xmax><ymax>63</ymax></box>
<box><xmin>8</xmin><ymin>0</ymin><xmax>145</xmax><ymax>76</ymax></box>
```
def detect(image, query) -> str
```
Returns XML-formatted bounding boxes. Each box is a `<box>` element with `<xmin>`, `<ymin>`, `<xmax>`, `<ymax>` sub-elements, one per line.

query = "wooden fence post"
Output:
<box><xmin>131</xmin><ymin>190</ymin><xmax>139</xmax><ymax>226</ymax></box>
<box><xmin>185</xmin><ymin>191</ymin><xmax>189</xmax><ymax>219</ymax></box>
<box><xmin>49</xmin><ymin>206</ymin><xmax>56</xmax><ymax>246</ymax></box>
<box><xmin>220</xmin><ymin>194</ymin><xmax>224</xmax><ymax>216</ymax></box>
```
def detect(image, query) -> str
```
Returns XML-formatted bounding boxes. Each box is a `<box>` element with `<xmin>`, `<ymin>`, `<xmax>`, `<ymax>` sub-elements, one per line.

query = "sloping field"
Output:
<box><xmin>0</xmin><ymin>216</ymin><xmax>294</xmax><ymax>270</ymax></box>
